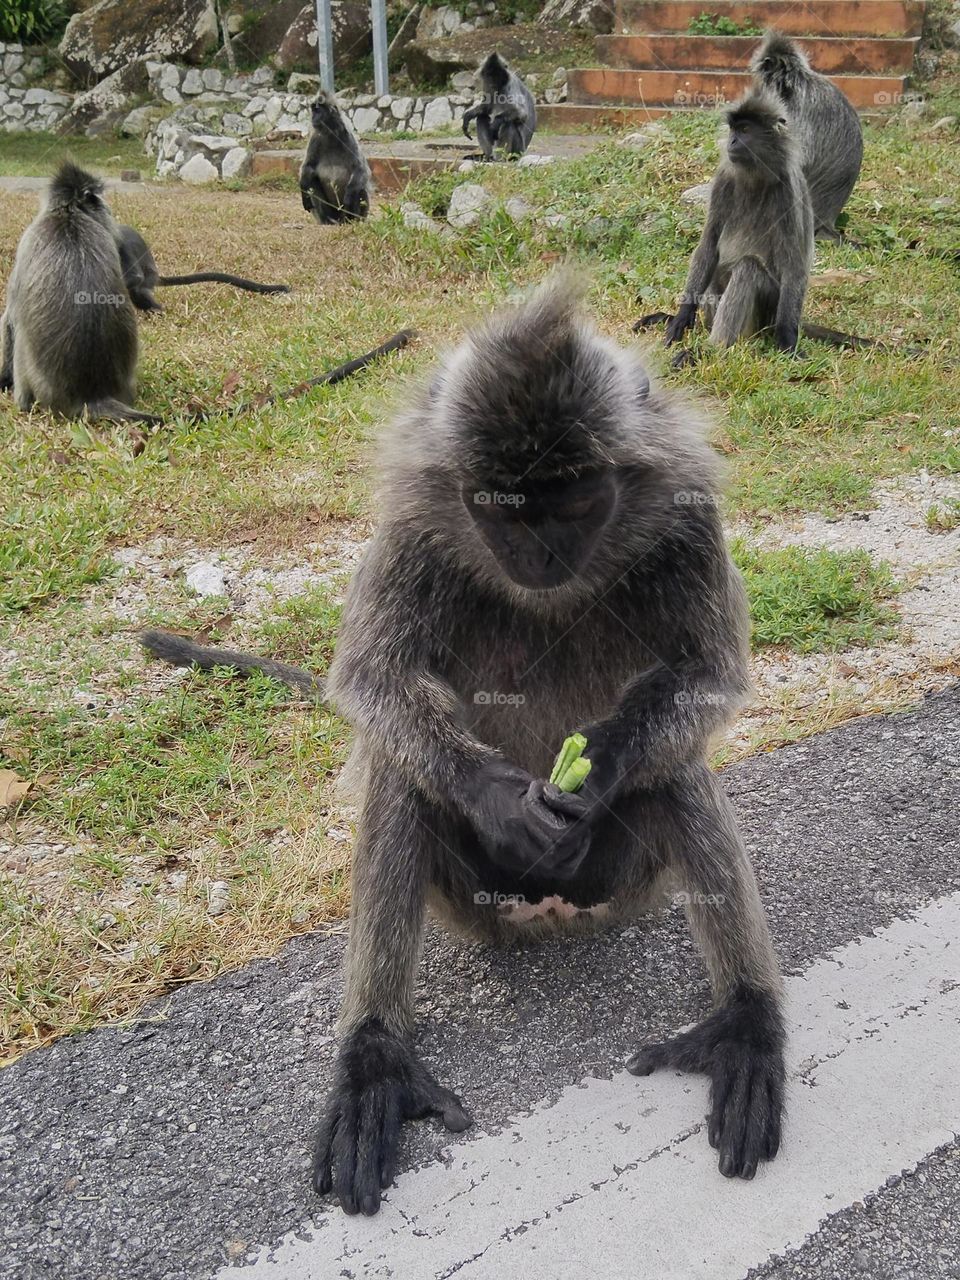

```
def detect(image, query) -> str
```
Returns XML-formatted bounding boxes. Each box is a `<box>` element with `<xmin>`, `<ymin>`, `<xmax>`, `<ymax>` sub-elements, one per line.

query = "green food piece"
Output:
<box><xmin>557</xmin><ymin>755</ymin><xmax>591</xmax><ymax>793</ymax></box>
<box><xmin>550</xmin><ymin>733</ymin><xmax>590</xmax><ymax>791</ymax></box>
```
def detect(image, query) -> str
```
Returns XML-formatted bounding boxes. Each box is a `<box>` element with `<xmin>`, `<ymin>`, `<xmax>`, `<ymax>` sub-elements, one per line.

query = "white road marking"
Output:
<box><xmin>223</xmin><ymin>894</ymin><xmax>960</xmax><ymax>1280</ymax></box>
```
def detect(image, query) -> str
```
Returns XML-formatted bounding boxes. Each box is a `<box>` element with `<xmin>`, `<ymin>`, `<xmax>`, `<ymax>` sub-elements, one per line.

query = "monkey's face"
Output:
<box><xmin>462</xmin><ymin>470</ymin><xmax>617</xmax><ymax>591</ymax></box>
<box><xmin>726</xmin><ymin>111</ymin><xmax>789</xmax><ymax>174</ymax></box>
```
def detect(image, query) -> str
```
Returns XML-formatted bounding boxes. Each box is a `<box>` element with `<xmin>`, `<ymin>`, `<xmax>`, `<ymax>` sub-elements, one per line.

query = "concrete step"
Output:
<box><xmin>614</xmin><ymin>0</ymin><xmax>925</xmax><ymax>37</ymax></box>
<box><xmin>598</xmin><ymin>33</ymin><xmax>920</xmax><ymax>74</ymax></box>
<box><xmin>567</xmin><ymin>65</ymin><xmax>909</xmax><ymax>109</ymax></box>
<box><xmin>537</xmin><ymin>103</ymin><xmax>686</xmax><ymax>128</ymax></box>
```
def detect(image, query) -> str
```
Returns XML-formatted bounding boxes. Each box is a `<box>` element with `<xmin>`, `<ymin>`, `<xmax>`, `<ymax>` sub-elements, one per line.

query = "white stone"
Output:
<box><xmin>287</xmin><ymin>73</ymin><xmax>321</xmax><ymax>95</ymax></box>
<box><xmin>447</xmin><ymin>182</ymin><xmax>491</xmax><ymax>228</ymax></box>
<box><xmin>202</xmin><ymin>67</ymin><xmax>224</xmax><ymax>91</ymax></box>
<box><xmin>377</xmin><ymin>94</ymin><xmax>392</xmax><ymax>109</ymax></box>
<box><xmin>517</xmin><ymin>153</ymin><xmax>555</xmax><ymax>167</ymax></box>
<box><xmin>353</xmin><ymin>92</ymin><xmax>376</xmax><ymax>106</ymax></box>
<box><xmin>423</xmin><ymin>96</ymin><xmax>453</xmax><ymax>130</ymax></box>
<box><xmin>156</xmin><ymin>159</ymin><xmax>176</xmax><ymax>178</ymax></box>
<box><xmin>390</xmin><ymin>96</ymin><xmax>414</xmax><ymax>120</ymax></box>
<box><xmin>541</xmin><ymin>212</ymin><xmax>567</xmax><ymax>228</ymax></box>
<box><xmin>23</xmin><ymin>87</ymin><xmax>70</xmax><ymax>105</ymax></box>
<box><xmin>275</xmin><ymin>113</ymin><xmax>307</xmax><ymax>134</ymax></box>
<box><xmin>120</xmin><ymin>105</ymin><xmax>162</xmax><ymax>137</ymax></box>
<box><xmin>160</xmin><ymin>86</ymin><xmax>183</xmax><ymax>105</ymax></box>
<box><xmin>193</xmin><ymin>133</ymin><xmax>241</xmax><ymax>152</ymax></box>
<box><xmin>221</xmin><ymin>146</ymin><xmax>252</xmax><ymax>180</ymax></box>
<box><xmin>181</xmin><ymin>68</ymin><xmax>204</xmax><ymax>95</ymax></box>
<box><xmin>179</xmin><ymin>154</ymin><xmax>220</xmax><ymax>185</ymax></box>
<box><xmin>262</xmin><ymin>94</ymin><xmax>283</xmax><ymax>125</ymax></box>
<box><xmin>352</xmin><ymin>106</ymin><xmax>380</xmax><ymax>133</ymax></box>
<box><xmin>505</xmin><ymin>196</ymin><xmax>535</xmax><ymax>220</ymax></box>
<box><xmin>159</xmin><ymin>63</ymin><xmax>180</xmax><ymax>88</ymax></box>
<box><xmin>681</xmin><ymin>181</ymin><xmax>712</xmax><ymax>205</ymax></box>
<box><xmin>243</xmin><ymin>95</ymin><xmax>266</xmax><ymax>117</ymax></box>
<box><xmin>457</xmin><ymin>159</ymin><xmax>476</xmax><ymax>173</ymax></box>
<box><xmin>221</xmin><ymin>114</ymin><xmax>253</xmax><ymax>136</ymax></box>
<box><xmin>185</xmin><ymin>561</ymin><xmax>227</xmax><ymax>595</ymax></box>
<box><xmin>401</xmin><ymin>202</ymin><xmax>441</xmax><ymax>231</ymax></box>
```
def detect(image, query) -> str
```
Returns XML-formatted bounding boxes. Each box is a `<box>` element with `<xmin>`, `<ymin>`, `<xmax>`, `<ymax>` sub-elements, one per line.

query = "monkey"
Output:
<box><xmin>141</xmin><ymin>281</ymin><xmax>787</xmax><ymax>1213</ymax></box>
<box><xmin>0</xmin><ymin>162</ymin><xmax>159</xmax><ymax>423</ymax></box>
<box><xmin>114</xmin><ymin>224</ymin><xmax>290</xmax><ymax>313</ymax></box>
<box><xmin>649</xmin><ymin>92</ymin><xmax>813</xmax><ymax>360</ymax></box>
<box><xmin>462</xmin><ymin>52</ymin><xmax>536</xmax><ymax>160</ymax></box>
<box><xmin>751</xmin><ymin>30</ymin><xmax>863</xmax><ymax>243</ymax></box>
<box><xmin>300</xmin><ymin>93</ymin><xmax>371</xmax><ymax>225</ymax></box>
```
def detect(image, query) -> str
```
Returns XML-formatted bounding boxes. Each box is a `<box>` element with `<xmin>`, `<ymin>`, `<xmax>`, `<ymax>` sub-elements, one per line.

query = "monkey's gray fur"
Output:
<box><xmin>114</xmin><ymin>224</ymin><xmax>290</xmax><ymax>313</ymax></box>
<box><xmin>0</xmin><ymin>163</ymin><xmax>158</xmax><ymax>423</ymax></box>
<box><xmin>661</xmin><ymin>91</ymin><xmax>813</xmax><ymax>355</ymax></box>
<box><xmin>462</xmin><ymin>52</ymin><xmax>536</xmax><ymax>159</ymax></box>
<box><xmin>300</xmin><ymin>93</ymin><xmax>371</xmax><ymax>224</ymax></box>
<box><xmin>751</xmin><ymin>29</ymin><xmax>863</xmax><ymax>242</ymax></box>
<box><xmin>139</xmin><ymin>630</ymin><xmax>324</xmax><ymax>697</ymax></box>
<box><xmin>306</xmin><ymin>277</ymin><xmax>785</xmax><ymax>1215</ymax></box>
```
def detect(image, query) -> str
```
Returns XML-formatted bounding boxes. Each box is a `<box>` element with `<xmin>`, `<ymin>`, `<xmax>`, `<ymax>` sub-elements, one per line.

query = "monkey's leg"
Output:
<box><xmin>314</xmin><ymin>772</ymin><xmax>471</xmax><ymax>1215</ymax></box>
<box><xmin>341</xmin><ymin>175</ymin><xmax>368</xmax><ymax>220</ymax></box>
<box><xmin>626</xmin><ymin>765</ymin><xmax>784</xmax><ymax>1181</ymax></box>
<box><xmin>129</xmin><ymin>286</ymin><xmax>163</xmax><ymax>313</ymax></box>
<box><xmin>475</xmin><ymin>114</ymin><xmax>497</xmax><ymax>161</ymax></box>
<box><xmin>500</xmin><ymin>121</ymin><xmax>525</xmax><ymax>157</ymax></box>
<box><xmin>0</xmin><ymin>313</ymin><xmax>13</xmax><ymax>392</ymax></box>
<box><xmin>708</xmin><ymin>258</ymin><xmax>771</xmax><ymax>347</ymax></box>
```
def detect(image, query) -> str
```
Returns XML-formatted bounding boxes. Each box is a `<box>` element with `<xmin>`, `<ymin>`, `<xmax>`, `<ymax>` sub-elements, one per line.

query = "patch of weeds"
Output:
<box><xmin>732</xmin><ymin>542</ymin><xmax>901</xmax><ymax>653</ymax></box>
<box><xmin>924</xmin><ymin>498</ymin><xmax>960</xmax><ymax>532</ymax></box>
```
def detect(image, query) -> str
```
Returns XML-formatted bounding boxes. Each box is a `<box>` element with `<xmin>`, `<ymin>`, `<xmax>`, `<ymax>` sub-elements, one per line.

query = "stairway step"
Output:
<box><xmin>599</xmin><ymin>33</ymin><xmax>919</xmax><ymax>74</ymax></box>
<box><xmin>568</xmin><ymin>66</ymin><xmax>909</xmax><ymax>109</ymax></box>
<box><xmin>615</xmin><ymin>1</ymin><xmax>925</xmax><ymax>38</ymax></box>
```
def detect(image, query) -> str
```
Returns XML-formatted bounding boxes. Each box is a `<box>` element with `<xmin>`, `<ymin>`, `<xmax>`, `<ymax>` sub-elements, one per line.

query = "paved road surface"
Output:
<box><xmin>2</xmin><ymin>688</ymin><xmax>959</xmax><ymax>1280</ymax></box>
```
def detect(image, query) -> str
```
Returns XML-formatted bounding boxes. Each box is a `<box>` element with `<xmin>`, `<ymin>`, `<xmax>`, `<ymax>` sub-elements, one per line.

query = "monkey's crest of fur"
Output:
<box><xmin>46</xmin><ymin>161</ymin><xmax>105</xmax><ymax>213</ymax></box>
<box><xmin>480</xmin><ymin>51</ymin><xmax>510</xmax><ymax>90</ymax></box>
<box><xmin>750</xmin><ymin>30</ymin><xmax>813</xmax><ymax>98</ymax></box>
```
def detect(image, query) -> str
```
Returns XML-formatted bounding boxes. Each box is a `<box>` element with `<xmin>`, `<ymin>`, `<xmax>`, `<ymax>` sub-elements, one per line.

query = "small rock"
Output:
<box><xmin>505</xmin><ymin>195</ymin><xmax>534</xmax><ymax>221</ymax></box>
<box><xmin>517</xmin><ymin>153</ymin><xmax>555</xmax><ymax>168</ymax></box>
<box><xmin>401</xmin><ymin>202</ymin><xmax>441</xmax><ymax>231</ymax></box>
<box><xmin>120</xmin><ymin>169</ymin><xmax>141</xmax><ymax>182</ymax></box>
<box><xmin>620</xmin><ymin>131</ymin><xmax>655</xmax><ymax>150</ymax></box>
<box><xmin>181</xmin><ymin>69</ymin><xmax>204</xmax><ymax>95</ymax></box>
<box><xmin>185</xmin><ymin>561</ymin><xmax>227</xmax><ymax>595</ymax></box>
<box><xmin>457</xmin><ymin>159</ymin><xmax>476</xmax><ymax>173</ymax></box>
<box><xmin>423</xmin><ymin>96</ymin><xmax>453</xmax><ymax>130</ymax></box>
<box><xmin>221</xmin><ymin>147</ymin><xmax>251</xmax><ymax>180</ymax></box>
<box><xmin>447</xmin><ymin>182</ymin><xmax>492</xmax><ymax>228</ymax></box>
<box><xmin>681</xmin><ymin>181</ymin><xmax>712</xmax><ymax>205</ymax></box>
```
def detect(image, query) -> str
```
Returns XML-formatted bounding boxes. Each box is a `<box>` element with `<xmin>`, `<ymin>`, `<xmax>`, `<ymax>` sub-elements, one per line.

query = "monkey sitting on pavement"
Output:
<box><xmin>462</xmin><ymin>52</ymin><xmax>537</xmax><ymax>160</ymax></box>
<box><xmin>300</xmin><ymin>93</ymin><xmax>371</xmax><ymax>225</ymax></box>
<box><xmin>142</xmin><ymin>278</ymin><xmax>786</xmax><ymax>1216</ymax></box>
<box><xmin>0</xmin><ymin>162</ymin><xmax>159</xmax><ymax>423</ymax></box>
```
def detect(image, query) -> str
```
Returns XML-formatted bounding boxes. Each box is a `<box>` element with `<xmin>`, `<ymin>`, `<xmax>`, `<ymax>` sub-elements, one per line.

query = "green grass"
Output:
<box><xmin>0</xmin><ymin>132</ymin><xmax>148</xmax><ymax>179</ymax></box>
<box><xmin>733</xmin><ymin>543</ymin><xmax>901</xmax><ymax>653</ymax></box>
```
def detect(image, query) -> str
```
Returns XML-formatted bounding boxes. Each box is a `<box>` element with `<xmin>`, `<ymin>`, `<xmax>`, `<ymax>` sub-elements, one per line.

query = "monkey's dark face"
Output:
<box><xmin>462</xmin><ymin>470</ymin><xmax>617</xmax><ymax>591</ymax></box>
<box><xmin>310</xmin><ymin>100</ymin><xmax>337</xmax><ymax>130</ymax></box>
<box><xmin>726</xmin><ymin>110</ymin><xmax>789</xmax><ymax>175</ymax></box>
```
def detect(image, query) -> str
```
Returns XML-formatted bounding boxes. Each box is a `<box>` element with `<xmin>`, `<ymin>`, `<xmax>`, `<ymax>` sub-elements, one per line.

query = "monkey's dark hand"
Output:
<box><xmin>314</xmin><ymin>1018</ymin><xmax>471</xmax><ymax>1215</ymax></box>
<box><xmin>464</xmin><ymin>761</ymin><xmax>590</xmax><ymax>877</ymax></box>
<box><xmin>626</xmin><ymin>989</ymin><xmax>785</xmax><ymax>1180</ymax></box>
<box><xmin>664</xmin><ymin>304</ymin><xmax>697</xmax><ymax>346</ymax></box>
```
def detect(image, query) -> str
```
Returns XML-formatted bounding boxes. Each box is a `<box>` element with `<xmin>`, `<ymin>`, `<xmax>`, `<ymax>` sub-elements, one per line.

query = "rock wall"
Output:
<box><xmin>0</xmin><ymin>44</ymin><xmax>71</xmax><ymax>132</ymax></box>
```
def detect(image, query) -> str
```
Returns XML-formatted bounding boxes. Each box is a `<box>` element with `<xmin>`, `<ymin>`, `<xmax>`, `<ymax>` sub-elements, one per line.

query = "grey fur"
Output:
<box><xmin>139</xmin><ymin>630</ymin><xmax>324</xmax><ymax>697</ymax></box>
<box><xmin>114</xmin><ymin>224</ymin><xmax>290</xmax><ymax>312</ymax></box>
<box><xmin>664</xmin><ymin>91</ymin><xmax>814</xmax><ymax>354</ymax></box>
<box><xmin>315</xmin><ymin>278</ymin><xmax>785</xmax><ymax>1213</ymax></box>
<box><xmin>462</xmin><ymin>52</ymin><xmax>536</xmax><ymax>159</ymax></box>
<box><xmin>751</xmin><ymin>29</ymin><xmax>863</xmax><ymax>242</ymax></box>
<box><xmin>1</xmin><ymin>163</ymin><xmax>158</xmax><ymax>423</ymax></box>
<box><xmin>300</xmin><ymin>93</ymin><xmax>371</xmax><ymax>225</ymax></box>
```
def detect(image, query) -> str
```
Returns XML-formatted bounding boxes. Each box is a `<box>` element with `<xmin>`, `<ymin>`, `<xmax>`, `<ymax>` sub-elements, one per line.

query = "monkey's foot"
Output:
<box><xmin>313</xmin><ymin>1018</ymin><xmax>472</xmax><ymax>1215</ymax></box>
<box><xmin>626</xmin><ymin>988</ymin><xmax>784</xmax><ymax>1180</ymax></box>
<box><xmin>632</xmin><ymin>311</ymin><xmax>673</xmax><ymax>333</ymax></box>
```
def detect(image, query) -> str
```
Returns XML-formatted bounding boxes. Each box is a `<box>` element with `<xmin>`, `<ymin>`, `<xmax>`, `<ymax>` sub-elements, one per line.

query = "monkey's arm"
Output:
<box><xmin>664</xmin><ymin>184</ymin><xmax>729</xmax><ymax>345</ymax></box>
<box><xmin>461</xmin><ymin>103</ymin><xmax>486</xmax><ymax>140</ymax></box>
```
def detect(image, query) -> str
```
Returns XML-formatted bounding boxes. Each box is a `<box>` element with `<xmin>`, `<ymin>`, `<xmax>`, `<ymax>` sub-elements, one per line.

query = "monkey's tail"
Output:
<box><xmin>801</xmin><ymin>322</ymin><xmax>932</xmax><ymax>359</ymax></box>
<box><xmin>86</xmin><ymin>398</ymin><xmax>162</xmax><ymax>424</ymax></box>
<box><xmin>158</xmin><ymin>272</ymin><xmax>291</xmax><ymax>295</ymax></box>
<box><xmin>750</xmin><ymin>29</ymin><xmax>812</xmax><ymax>96</ymax></box>
<box><xmin>140</xmin><ymin>630</ymin><xmax>325</xmax><ymax>699</ymax></box>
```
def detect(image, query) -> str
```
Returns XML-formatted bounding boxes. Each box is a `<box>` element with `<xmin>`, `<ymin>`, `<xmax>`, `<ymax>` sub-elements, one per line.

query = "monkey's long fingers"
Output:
<box><xmin>537</xmin><ymin>781</ymin><xmax>590</xmax><ymax>818</ymax></box>
<box><xmin>632</xmin><ymin>311</ymin><xmax>673</xmax><ymax>333</ymax></box>
<box><xmin>330</xmin><ymin>1102</ymin><xmax>361</xmax><ymax>1214</ymax></box>
<box><xmin>406</xmin><ymin>1066</ymin><xmax>472</xmax><ymax>1133</ymax></box>
<box><xmin>312</xmin><ymin>1106</ymin><xmax>338</xmax><ymax>1195</ymax></box>
<box><xmin>355</xmin><ymin>1083</ymin><xmax>400</xmax><ymax>1214</ymax></box>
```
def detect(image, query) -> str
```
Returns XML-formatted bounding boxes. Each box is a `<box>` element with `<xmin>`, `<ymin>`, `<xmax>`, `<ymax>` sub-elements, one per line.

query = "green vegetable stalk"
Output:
<box><xmin>549</xmin><ymin>733</ymin><xmax>591</xmax><ymax>793</ymax></box>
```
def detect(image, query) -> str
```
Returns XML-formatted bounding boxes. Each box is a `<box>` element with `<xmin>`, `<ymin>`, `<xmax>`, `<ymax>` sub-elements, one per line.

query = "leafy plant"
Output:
<box><xmin>0</xmin><ymin>0</ymin><xmax>68</xmax><ymax>42</ymax></box>
<box><xmin>688</xmin><ymin>12</ymin><xmax>762</xmax><ymax>35</ymax></box>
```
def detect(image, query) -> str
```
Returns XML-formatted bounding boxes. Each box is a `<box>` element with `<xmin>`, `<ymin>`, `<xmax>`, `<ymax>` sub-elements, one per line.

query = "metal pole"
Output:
<box><xmin>371</xmin><ymin>0</ymin><xmax>389</xmax><ymax>97</ymax></box>
<box><xmin>315</xmin><ymin>0</ymin><xmax>335</xmax><ymax>93</ymax></box>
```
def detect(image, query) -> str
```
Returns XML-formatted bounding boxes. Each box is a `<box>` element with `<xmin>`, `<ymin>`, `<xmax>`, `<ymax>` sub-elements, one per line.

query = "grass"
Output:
<box><xmin>1</xmin><ymin>74</ymin><xmax>959</xmax><ymax>1058</ymax></box>
<box><xmin>0</xmin><ymin>132</ymin><xmax>148</xmax><ymax>179</ymax></box>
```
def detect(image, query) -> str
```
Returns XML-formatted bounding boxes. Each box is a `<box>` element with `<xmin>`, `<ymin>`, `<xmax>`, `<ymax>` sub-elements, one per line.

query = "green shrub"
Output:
<box><xmin>0</xmin><ymin>0</ymin><xmax>68</xmax><ymax>42</ymax></box>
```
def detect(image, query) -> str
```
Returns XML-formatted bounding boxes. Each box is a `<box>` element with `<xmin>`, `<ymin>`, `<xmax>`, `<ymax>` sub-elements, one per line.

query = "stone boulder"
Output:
<box><xmin>59</xmin><ymin>0</ymin><xmax>219</xmax><ymax>84</ymax></box>
<box><xmin>404</xmin><ymin>24</ymin><xmax>573</xmax><ymax>85</ymax></box>
<box><xmin>222</xmin><ymin>0</ymin><xmax>303</xmax><ymax>64</ymax></box>
<box><xmin>56</xmin><ymin>58</ymin><xmax>151</xmax><ymax>135</ymax></box>
<box><xmin>537</xmin><ymin>0</ymin><xmax>614</xmax><ymax>34</ymax></box>
<box><xmin>275</xmin><ymin>2</ymin><xmax>372</xmax><ymax>74</ymax></box>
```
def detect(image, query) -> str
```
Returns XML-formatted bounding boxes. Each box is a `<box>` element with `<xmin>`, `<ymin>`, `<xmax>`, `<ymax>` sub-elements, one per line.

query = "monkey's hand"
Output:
<box><xmin>664</xmin><ymin>303</ymin><xmax>697</xmax><ymax>346</ymax></box>
<box><xmin>626</xmin><ymin>988</ymin><xmax>785</xmax><ymax>1180</ymax></box>
<box><xmin>464</xmin><ymin>761</ymin><xmax>590</xmax><ymax>878</ymax></box>
<box><xmin>314</xmin><ymin>1018</ymin><xmax>471</xmax><ymax>1215</ymax></box>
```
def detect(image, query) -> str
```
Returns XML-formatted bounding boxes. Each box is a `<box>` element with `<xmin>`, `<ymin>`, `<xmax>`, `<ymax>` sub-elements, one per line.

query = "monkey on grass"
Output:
<box><xmin>462</xmin><ymin>52</ymin><xmax>537</xmax><ymax>160</ymax></box>
<box><xmin>638</xmin><ymin>92</ymin><xmax>813</xmax><ymax>361</ymax></box>
<box><xmin>114</xmin><ymin>223</ymin><xmax>290</xmax><ymax>313</ymax></box>
<box><xmin>300</xmin><ymin>93</ymin><xmax>371</xmax><ymax>225</ymax></box>
<box><xmin>0</xmin><ymin>162</ymin><xmax>159</xmax><ymax>423</ymax></box>
<box><xmin>751</xmin><ymin>29</ymin><xmax>863</xmax><ymax>243</ymax></box>
<box><xmin>142</xmin><ymin>278</ymin><xmax>785</xmax><ymax>1216</ymax></box>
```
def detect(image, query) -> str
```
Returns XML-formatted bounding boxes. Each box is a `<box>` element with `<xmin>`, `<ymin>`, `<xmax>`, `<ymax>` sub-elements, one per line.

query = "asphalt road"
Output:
<box><xmin>2</xmin><ymin>688</ymin><xmax>959</xmax><ymax>1280</ymax></box>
